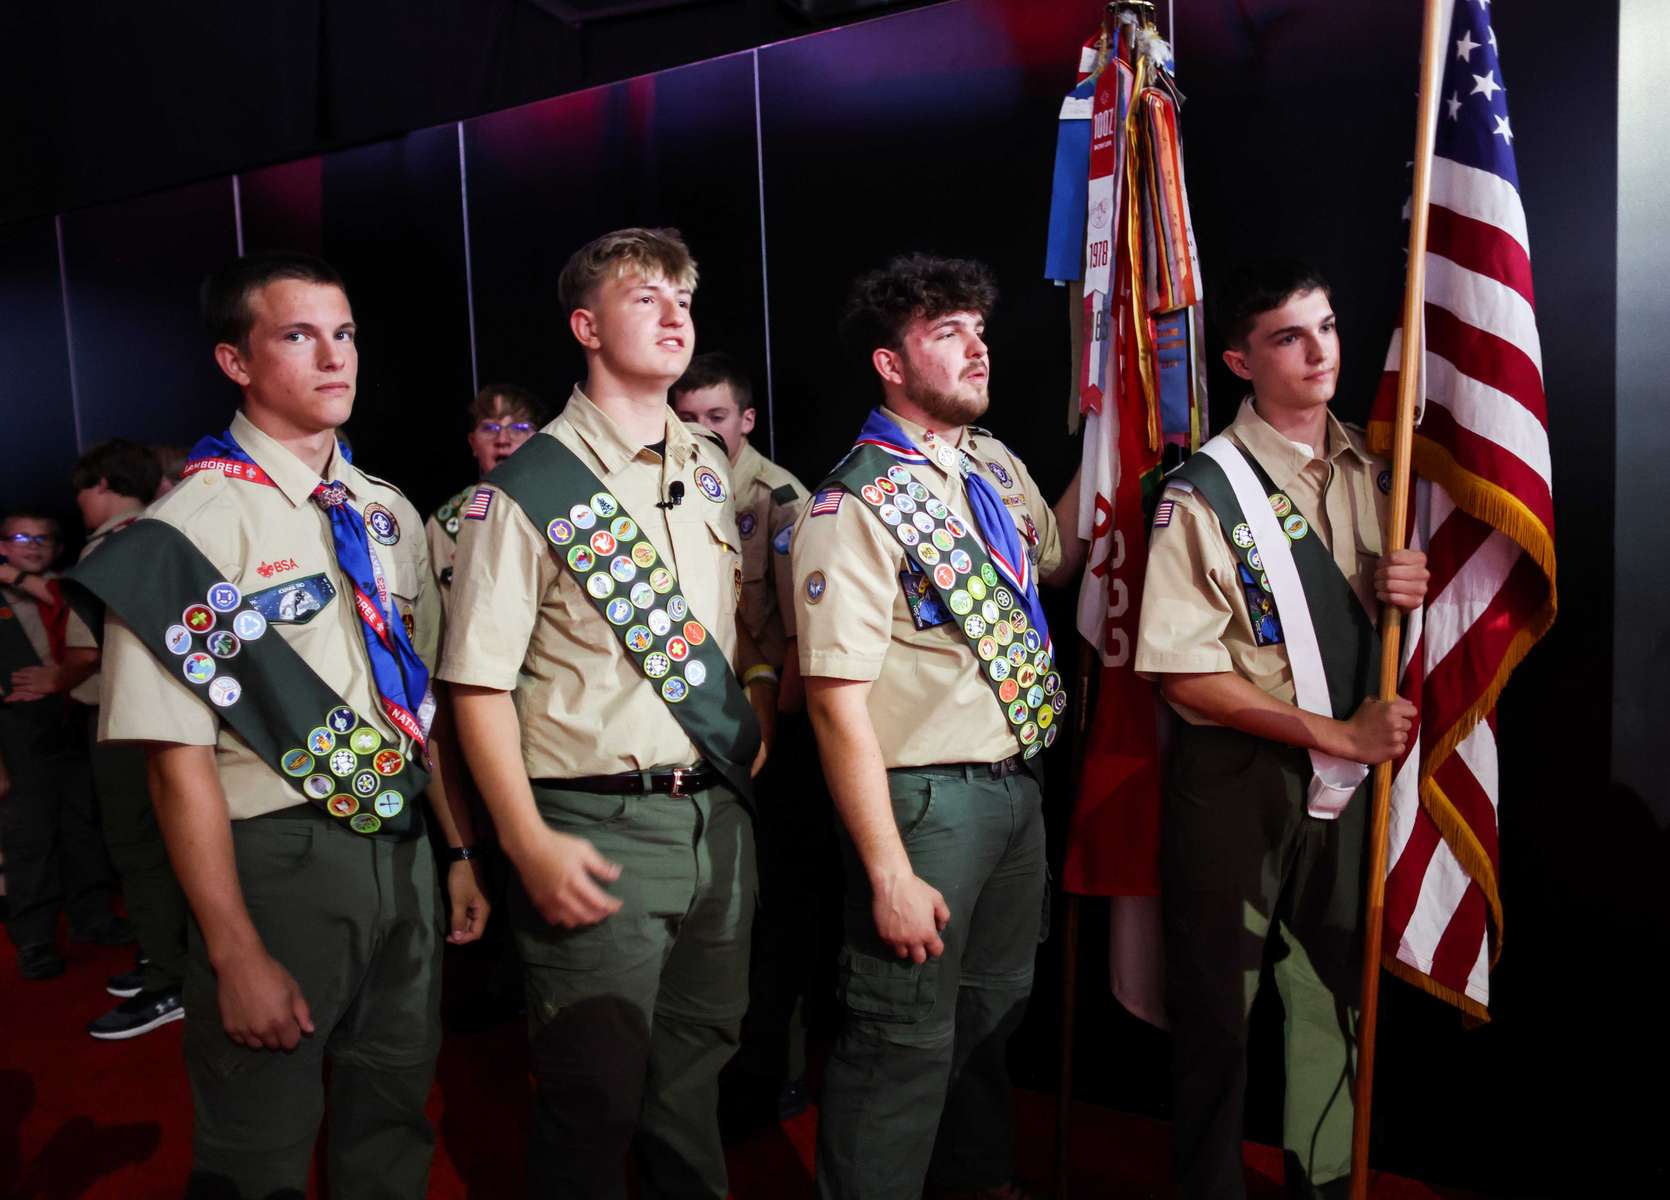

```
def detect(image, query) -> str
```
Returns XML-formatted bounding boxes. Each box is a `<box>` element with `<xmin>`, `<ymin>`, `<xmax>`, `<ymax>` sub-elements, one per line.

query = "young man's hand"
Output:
<box><xmin>9</xmin><ymin>664</ymin><xmax>61</xmax><ymax>698</ymax></box>
<box><xmin>1336</xmin><ymin>696</ymin><xmax>1417</xmax><ymax>765</ymax></box>
<box><xmin>512</xmin><ymin>825</ymin><xmax>623</xmax><ymax>928</ymax></box>
<box><xmin>444</xmin><ymin>858</ymin><xmax>491</xmax><ymax>945</ymax></box>
<box><xmin>215</xmin><ymin>947</ymin><xmax>315</xmax><ymax>1051</ymax></box>
<box><xmin>1375</xmin><ymin>548</ymin><xmax>1430</xmax><ymax>612</ymax></box>
<box><xmin>871</xmin><ymin>870</ymin><xmax>951</xmax><ymax>964</ymax></box>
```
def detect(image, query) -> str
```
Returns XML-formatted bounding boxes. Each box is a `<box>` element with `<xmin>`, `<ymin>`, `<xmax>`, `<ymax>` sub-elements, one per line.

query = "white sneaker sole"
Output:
<box><xmin>88</xmin><ymin>1004</ymin><xmax>185</xmax><ymax>1041</ymax></box>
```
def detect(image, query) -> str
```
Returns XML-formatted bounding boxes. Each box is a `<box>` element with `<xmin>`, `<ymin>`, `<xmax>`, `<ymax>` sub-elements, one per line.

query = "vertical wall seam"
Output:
<box><xmin>458</xmin><ymin>122</ymin><xmax>481</xmax><ymax>398</ymax></box>
<box><xmin>54</xmin><ymin>215</ymin><xmax>85</xmax><ymax>453</ymax></box>
<box><xmin>752</xmin><ymin>48</ymin><xmax>776</xmax><ymax>459</ymax></box>
<box><xmin>232</xmin><ymin>174</ymin><xmax>246</xmax><ymax>255</ymax></box>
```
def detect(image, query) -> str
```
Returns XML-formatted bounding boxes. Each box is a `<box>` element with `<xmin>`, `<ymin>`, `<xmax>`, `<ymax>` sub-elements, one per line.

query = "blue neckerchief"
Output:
<box><xmin>856</xmin><ymin>408</ymin><xmax>1051</xmax><ymax>650</ymax></box>
<box><xmin>188</xmin><ymin>430</ymin><xmax>432</xmax><ymax>743</ymax></box>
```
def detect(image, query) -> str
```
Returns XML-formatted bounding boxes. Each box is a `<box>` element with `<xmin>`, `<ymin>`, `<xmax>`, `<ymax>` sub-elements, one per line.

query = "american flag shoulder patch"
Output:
<box><xmin>464</xmin><ymin>488</ymin><xmax>494</xmax><ymax>521</ymax></box>
<box><xmin>809</xmin><ymin>488</ymin><xmax>844</xmax><ymax>518</ymax></box>
<box><xmin>1152</xmin><ymin>499</ymin><xmax>1174</xmax><ymax>528</ymax></box>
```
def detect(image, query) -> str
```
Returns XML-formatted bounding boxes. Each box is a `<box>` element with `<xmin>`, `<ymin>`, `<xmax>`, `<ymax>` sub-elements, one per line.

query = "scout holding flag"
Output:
<box><xmin>70</xmin><ymin>252</ymin><xmax>488</xmax><ymax>1197</ymax></box>
<box><xmin>440</xmin><ymin>228</ymin><xmax>774</xmax><ymax>1199</ymax></box>
<box><xmin>794</xmin><ymin>254</ymin><xmax>1082</xmax><ymax>1200</ymax></box>
<box><xmin>1134</xmin><ymin>258</ymin><xmax>1429</xmax><ymax>1198</ymax></box>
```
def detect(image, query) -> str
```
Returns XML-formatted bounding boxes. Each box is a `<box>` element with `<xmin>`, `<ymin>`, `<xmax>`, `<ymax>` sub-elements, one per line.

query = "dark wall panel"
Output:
<box><xmin>0</xmin><ymin>219</ymin><xmax>78</xmax><ymax>526</ymax></box>
<box><xmin>464</xmin><ymin>52</ymin><xmax>766</xmax><ymax>453</ymax></box>
<box><xmin>59</xmin><ymin>179</ymin><xmax>240</xmax><ymax>452</ymax></box>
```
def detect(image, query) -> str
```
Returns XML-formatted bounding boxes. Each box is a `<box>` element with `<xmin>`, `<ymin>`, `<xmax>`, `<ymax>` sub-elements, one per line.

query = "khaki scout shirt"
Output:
<box><xmin>728</xmin><ymin>440</ymin><xmax>807</xmax><ymax>671</ymax></box>
<box><xmin>792</xmin><ymin>409</ymin><xmax>1064</xmax><ymax>768</ymax></box>
<box><xmin>1135</xmin><ymin>398</ymin><xmax>1388</xmax><ymax>724</ymax></box>
<box><xmin>66</xmin><ymin>510</ymin><xmax>144</xmax><ymax>706</ymax></box>
<box><xmin>424</xmin><ymin>484</ymin><xmax>476</xmax><ymax>614</ymax></box>
<box><xmin>437</xmin><ymin>387</ymin><xmax>744</xmax><ymax>778</ymax></box>
<box><xmin>98</xmin><ymin>410</ymin><xmax>440</xmax><ymax>819</ymax></box>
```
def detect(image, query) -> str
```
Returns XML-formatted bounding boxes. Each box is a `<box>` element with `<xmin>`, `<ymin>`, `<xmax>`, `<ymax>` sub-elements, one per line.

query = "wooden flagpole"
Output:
<box><xmin>1350</xmin><ymin>1</ymin><xmax>1447</xmax><ymax>1196</ymax></box>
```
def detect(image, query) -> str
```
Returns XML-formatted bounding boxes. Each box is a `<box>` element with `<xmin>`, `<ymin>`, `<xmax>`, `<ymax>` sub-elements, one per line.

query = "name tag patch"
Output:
<box><xmin>246</xmin><ymin>574</ymin><xmax>337</xmax><ymax>625</ymax></box>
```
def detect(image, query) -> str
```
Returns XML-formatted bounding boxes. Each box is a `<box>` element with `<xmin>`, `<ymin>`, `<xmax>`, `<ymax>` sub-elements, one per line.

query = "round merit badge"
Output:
<box><xmin>303</xmin><ymin>774</ymin><xmax>333</xmax><ymax>800</ymax></box>
<box><xmin>569</xmin><ymin>504</ymin><xmax>596</xmax><ymax>530</ymax></box>
<box><xmin>988</xmin><ymin>656</ymin><xmax>1010</xmax><ymax>683</ymax></box>
<box><xmin>977</xmin><ymin>635</ymin><xmax>997</xmax><ymax>660</ymax></box>
<box><xmin>349</xmin><ymin>813</ymin><xmax>382</xmax><ymax>835</ymax></box>
<box><xmin>208</xmin><ymin>676</ymin><xmax>241</xmax><ymax>707</ymax></box>
<box><xmin>353</xmin><ymin>771</ymin><xmax>380</xmax><ymax>798</ymax></box>
<box><xmin>546</xmin><ymin>518</ymin><xmax>575</xmax><ymax>545</ymax></box>
<box><xmin>982</xmin><ymin>600</ymin><xmax>1000</xmax><ymax>623</ymax></box>
<box><xmin>695</xmin><ymin>468</ymin><xmax>725</xmax><ymax>502</ymax></box>
<box><xmin>625</xmin><ymin>625</ymin><xmax>653</xmax><ymax>652</ymax></box>
<box><xmin>606</xmin><ymin>597</ymin><xmax>633</xmax><ymax>625</ymax></box>
<box><xmin>1269</xmin><ymin>493</ymin><xmax>1293</xmax><ymax>517</ymax></box>
<box><xmin>893</xmin><ymin>492</ymin><xmax>917</xmax><ymax>514</ymax></box>
<box><xmin>632</xmin><ymin>541</ymin><xmax>658</xmax><ymax>568</ymax></box>
<box><xmin>590</xmin><ymin>530</ymin><xmax>617</xmax><ymax>556</ymax></box>
<box><xmin>1283</xmin><ymin>513</ymin><xmax>1310</xmax><ymax>540</ymax></box>
<box><xmin>949</xmin><ymin>549</ymin><xmax>972</xmax><ymax>574</ymax></box>
<box><xmin>1232</xmin><ymin>523</ymin><xmax>1255</xmax><ymax>548</ymax></box>
<box><xmin>933</xmin><ymin>564</ymin><xmax>956</xmax><ymax>589</ymax></box>
<box><xmin>861</xmin><ymin>485</ymin><xmax>885</xmax><ymax>506</ymax></box>
<box><xmin>964</xmin><ymin>614</ymin><xmax>987</xmax><ymax>639</ymax></box>
<box><xmin>232</xmin><ymin>609</ymin><xmax>268</xmax><ymax>642</ymax></box>
<box><xmin>945</xmin><ymin>516</ymin><xmax>967</xmax><ymax>539</ymax></box>
<box><xmin>567</xmin><ymin>546</ymin><xmax>595</xmax><ymax>572</ymax></box>
<box><xmin>363</xmin><ymin>503</ymin><xmax>400</xmax><ymax>545</ymax></box>
<box><xmin>967</xmin><ymin>576</ymin><xmax>988</xmax><ymax>601</ymax></box>
<box><xmin>1248</xmin><ymin>547</ymin><xmax>1264</xmax><ymax>571</ymax></box>
<box><xmin>306</xmin><ymin>727</ymin><xmax>336</xmax><ymax>755</ymax></box>
<box><xmin>926</xmin><ymin>499</ymin><xmax>950</xmax><ymax>521</ymax></box>
<box><xmin>164</xmin><ymin>625</ymin><xmax>192</xmax><ymax>655</ymax></box>
<box><xmin>586</xmin><ymin>573</ymin><xmax>616</xmax><ymax>599</ymax></box>
<box><xmin>667</xmin><ymin>595</ymin><xmax>688</xmax><ymax>621</ymax></box>
<box><xmin>590</xmin><ymin>492</ymin><xmax>619</xmax><ymax>518</ymax></box>
<box><xmin>610</xmin><ymin>516</ymin><xmax>639</xmax><ymax>541</ymax></box>
<box><xmin>912</xmin><ymin>512</ymin><xmax>935</xmax><ymax>534</ymax></box>
<box><xmin>281</xmin><ymin>749</ymin><xmax>314</xmax><ymax>777</ymax></box>
<box><xmin>666</xmin><ymin>636</ymin><xmax>690</xmax><ymax>662</ymax></box>
<box><xmin>630</xmin><ymin>582</ymin><xmax>656</xmax><ymax>609</ymax></box>
<box><xmin>374</xmin><ymin>750</ymin><xmax>404</xmax><ymax>776</ymax></box>
<box><xmin>887</xmin><ymin>465</ymin><xmax>911</xmax><ymax>485</ymax></box>
<box><xmin>661</xmin><ymin>677</ymin><xmax>688</xmax><ymax>703</ymax></box>
<box><xmin>647</xmin><ymin>609</ymin><xmax>672</xmax><ymax>637</ymax></box>
<box><xmin>896</xmin><ymin>525</ymin><xmax>919</xmax><ymax>547</ymax></box>
<box><xmin>610</xmin><ymin>555</ymin><xmax>637</xmax><ymax>582</ymax></box>
<box><xmin>182</xmin><ymin>652</ymin><xmax>216</xmax><ymax>685</ymax></box>
<box><xmin>874</xmin><ymin>476</ymin><xmax>897</xmax><ymax>495</ymax></box>
<box><xmin>980</xmin><ymin>563</ymin><xmax>999</xmax><ymax>587</ymax></box>
<box><xmin>684</xmin><ymin>660</ymin><xmax>707</xmax><ymax>688</ymax></box>
<box><xmin>182</xmin><ymin>604</ymin><xmax>216</xmax><ymax>634</ymax></box>
<box><xmin>644</xmin><ymin>652</ymin><xmax>671</xmax><ymax>679</ymax></box>
<box><xmin>329</xmin><ymin>795</ymin><xmax>359</xmax><ymax>818</ymax></box>
<box><xmin>206</xmin><ymin>582</ymin><xmax>241</xmax><ymax>612</ymax></box>
<box><xmin>330</xmin><ymin>749</ymin><xmax>358</xmax><ymax>777</ymax></box>
<box><xmin>998</xmin><ymin>679</ymin><xmax>1020</xmax><ymax>704</ymax></box>
<box><xmin>349</xmin><ymin>726</ymin><xmax>382</xmax><ymax>755</ymax></box>
<box><xmin>374</xmin><ymin>791</ymin><xmax>404</xmax><ymax>818</ymax></box>
<box><xmin>932</xmin><ymin>530</ymin><xmax>955</xmax><ymax>552</ymax></box>
<box><xmin>205</xmin><ymin>630</ymin><xmax>240</xmax><ymax>659</ymax></box>
<box><xmin>915</xmin><ymin>543</ymin><xmax>940</xmax><ymax>566</ymax></box>
<box><xmin>738</xmin><ymin>512</ymin><xmax>756</xmax><ymax>538</ymax></box>
<box><xmin>879</xmin><ymin>505</ymin><xmax>902</xmax><ymax>526</ymax></box>
<box><xmin>649</xmin><ymin>568</ymin><xmax>674</xmax><ymax>595</ymax></box>
<box><xmin>327</xmin><ymin>705</ymin><xmax>356</xmax><ymax>734</ymax></box>
<box><xmin>683</xmin><ymin>620</ymin><xmax>706</xmax><ymax>646</ymax></box>
<box><xmin>805</xmin><ymin>571</ymin><xmax>827</xmax><ymax>604</ymax></box>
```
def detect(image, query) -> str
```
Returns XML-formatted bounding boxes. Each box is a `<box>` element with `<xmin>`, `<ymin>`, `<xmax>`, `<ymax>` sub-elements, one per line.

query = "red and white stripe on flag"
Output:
<box><xmin>1369</xmin><ymin>0</ymin><xmax>1557</xmax><ymax>1019</ymax></box>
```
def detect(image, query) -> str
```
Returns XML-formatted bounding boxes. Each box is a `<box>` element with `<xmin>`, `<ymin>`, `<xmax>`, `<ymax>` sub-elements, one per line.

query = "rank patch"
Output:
<box><xmin>805</xmin><ymin>571</ymin><xmax>827</xmax><ymax>604</ymax></box>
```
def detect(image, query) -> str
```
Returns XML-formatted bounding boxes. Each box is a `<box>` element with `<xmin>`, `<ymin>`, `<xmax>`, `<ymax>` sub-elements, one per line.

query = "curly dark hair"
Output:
<box><xmin>840</xmin><ymin>253</ymin><xmax>999</xmax><ymax>360</ymax></box>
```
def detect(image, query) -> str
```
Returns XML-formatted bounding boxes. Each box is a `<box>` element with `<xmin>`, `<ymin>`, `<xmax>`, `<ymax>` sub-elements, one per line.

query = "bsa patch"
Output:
<box><xmin>363</xmin><ymin>503</ymin><xmax>400</xmax><ymax>545</ymax></box>
<box><xmin>464</xmin><ymin>488</ymin><xmax>494</xmax><ymax>521</ymax></box>
<box><xmin>986</xmin><ymin>460</ymin><xmax>1014</xmax><ymax>488</ymax></box>
<box><xmin>695</xmin><ymin>467</ymin><xmax>725</xmax><ymax>503</ymax></box>
<box><xmin>805</xmin><ymin>571</ymin><xmax>827</xmax><ymax>604</ymax></box>
<box><xmin>246</xmin><ymin>575</ymin><xmax>336</xmax><ymax>625</ymax></box>
<box><xmin>739</xmin><ymin>512</ymin><xmax>757</xmax><ymax>538</ymax></box>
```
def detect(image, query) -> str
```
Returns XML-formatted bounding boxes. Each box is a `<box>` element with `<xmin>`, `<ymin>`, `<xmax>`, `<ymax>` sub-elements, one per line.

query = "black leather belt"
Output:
<box><xmin>532</xmin><ymin>766</ymin><xmax>718</xmax><ymax>798</ymax></box>
<box><xmin>890</xmin><ymin>755</ymin><xmax>1026</xmax><ymax>781</ymax></box>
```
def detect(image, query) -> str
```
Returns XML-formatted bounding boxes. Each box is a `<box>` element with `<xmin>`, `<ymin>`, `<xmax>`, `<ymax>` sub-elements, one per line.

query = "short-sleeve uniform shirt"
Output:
<box><xmin>727</xmin><ymin>439</ymin><xmax>807</xmax><ymax>672</ymax></box>
<box><xmin>97</xmin><ymin>410</ymin><xmax>439</xmax><ymax>819</ymax></box>
<box><xmin>66</xmin><ymin>511</ymin><xmax>144</xmax><ymax>706</ymax></box>
<box><xmin>792</xmin><ymin>410</ymin><xmax>1063</xmax><ymax>768</ymax></box>
<box><xmin>424</xmin><ymin>485</ymin><xmax>475</xmax><ymax>615</ymax></box>
<box><xmin>1134</xmin><ymin>398</ymin><xmax>1388</xmax><ymax>724</ymax></box>
<box><xmin>438</xmin><ymin>387</ymin><xmax>744</xmax><ymax>778</ymax></box>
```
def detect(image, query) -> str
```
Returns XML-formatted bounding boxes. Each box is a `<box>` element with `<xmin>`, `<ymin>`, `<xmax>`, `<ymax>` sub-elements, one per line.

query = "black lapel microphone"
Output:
<box><xmin>656</xmin><ymin>481</ymin><xmax>685</xmax><ymax>510</ymax></box>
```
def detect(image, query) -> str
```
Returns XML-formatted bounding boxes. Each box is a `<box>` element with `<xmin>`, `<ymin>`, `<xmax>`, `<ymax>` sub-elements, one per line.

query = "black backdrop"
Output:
<box><xmin>0</xmin><ymin>1</ymin><xmax>1653</xmax><ymax>1193</ymax></box>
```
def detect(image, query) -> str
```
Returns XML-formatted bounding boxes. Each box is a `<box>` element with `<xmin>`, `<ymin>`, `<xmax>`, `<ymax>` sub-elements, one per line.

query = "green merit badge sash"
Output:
<box><xmin>433</xmin><ymin>485</ymin><xmax>474</xmax><ymax>543</ymax></box>
<box><xmin>1172</xmin><ymin>438</ymin><xmax>1380</xmax><ymax>816</ymax></box>
<box><xmin>64</xmin><ymin>520</ymin><xmax>430</xmax><ymax>838</ymax></box>
<box><xmin>822</xmin><ymin>445</ymin><xmax>1066</xmax><ymax>765</ymax></box>
<box><xmin>485</xmin><ymin>435</ymin><xmax>761</xmax><ymax>802</ymax></box>
<box><xmin>0</xmin><ymin>593</ymin><xmax>43</xmax><ymax>700</ymax></box>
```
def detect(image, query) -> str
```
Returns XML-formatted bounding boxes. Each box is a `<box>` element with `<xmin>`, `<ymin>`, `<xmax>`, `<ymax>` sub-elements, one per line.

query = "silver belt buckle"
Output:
<box><xmin>667</xmin><ymin>767</ymin><xmax>688</xmax><ymax>798</ymax></box>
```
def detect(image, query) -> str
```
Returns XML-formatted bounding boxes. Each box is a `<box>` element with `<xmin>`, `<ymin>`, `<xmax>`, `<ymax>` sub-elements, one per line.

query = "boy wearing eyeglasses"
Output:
<box><xmin>1</xmin><ymin>512</ymin><xmax>130</xmax><ymax>979</ymax></box>
<box><xmin>425</xmin><ymin>384</ymin><xmax>546</xmax><ymax>610</ymax></box>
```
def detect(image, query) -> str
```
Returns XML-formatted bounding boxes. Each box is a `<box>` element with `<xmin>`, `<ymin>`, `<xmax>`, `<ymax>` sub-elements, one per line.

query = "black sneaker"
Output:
<box><xmin>18</xmin><ymin>943</ymin><xmax>66</xmax><ymax>980</ymax></box>
<box><xmin>70</xmin><ymin>916</ymin><xmax>136</xmax><ymax>947</ymax></box>
<box><xmin>106</xmin><ymin>966</ymin><xmax>146</xmax><ymax>998</ymax></box>
<box><xmin>88</xmin><ymin>990</ymin><xmax>184</xmax><ymax>1040</ymax></box>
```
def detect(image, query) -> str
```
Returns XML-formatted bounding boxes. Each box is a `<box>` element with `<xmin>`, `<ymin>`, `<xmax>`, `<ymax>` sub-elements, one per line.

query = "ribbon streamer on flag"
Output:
<box><xmin>1368</xmin><ymin>0</ymin><xmax>1556</xmax><ymax>1019</ymax></box>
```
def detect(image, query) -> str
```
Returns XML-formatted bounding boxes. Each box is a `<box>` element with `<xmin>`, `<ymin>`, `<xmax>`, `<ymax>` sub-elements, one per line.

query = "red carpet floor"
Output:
<box><xmin>1</xmin><ymin>934</ymin><xmax>1472</xmax><ymax>1198</ymax></box>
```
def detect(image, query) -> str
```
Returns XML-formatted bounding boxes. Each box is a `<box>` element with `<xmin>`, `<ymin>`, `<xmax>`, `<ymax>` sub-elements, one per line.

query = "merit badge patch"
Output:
<box><xmin>1282</xmin><ymin>513</ymin><xmax>1310</xmax><ymax>541</ymax></box>
<box><xmin>246</xmin><ymin>575</ymin><xmax>336</xmax><ymax>625</ymax></box>
<box><xmin>232</xmin><ymin>610</ymin><xmax>268</xmax><ymax>642</ymax></box>
<box><xmin>164</xmin><ymin>625</ymin><xmax>192</xmax><ymax>655</ymax></box>
<box><xmin>208</xmin><ymin>677</ymin><xmax>241</xmax><ymax>707</ymax></box>
<box><xmin>207</xmin><ymin>582</ymin><xmax>241</xmax><ymax>613</ymax></box>
<box><xmin>363</xmin><ymin>503</ymin><xmax>400</xmax><ymax>545</ymax></box>
<box><xmin>464</xmin><ymin>488</ymin><xmax>494</xmax><ymax>521</ymax></box>
<box><xmin>738</xmin><ymin>512</ymin><xmax>757</xmax><ymax>538</ymax></box>
<box><xmin>695</xmin><ymin>467</ymin><xmax>725</xmax><ymax>502</ymax></box>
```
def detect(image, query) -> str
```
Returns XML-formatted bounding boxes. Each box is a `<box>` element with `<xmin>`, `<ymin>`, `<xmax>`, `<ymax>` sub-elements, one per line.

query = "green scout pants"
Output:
<box><xmin>0</xmin><ymin>699</ymin><xmax>115</xmax><ymax>948</ymax></box>
<box><xmin>816</xmin><ymin>765</ymin><xmax>1046</xmax><ymax>1200</ymax></box>
<box><xmin>89</xmin><ymin>720</ymin><xmax>187</xmax><ymax>992</ymax></box>
<box><xmin>1161</xmin><ymin>723</ymin><xmax>1365</xmax><ymax>1200</ymax></box>
<box><xmin>517</xmin><ymin>779</ymin><xmax>756</xmax><ymax>1200</ymax></box>
<box><xmin>182</xmin><ymin>806</ymin><xmax>441</xmax><ymax>1200</ymax></box>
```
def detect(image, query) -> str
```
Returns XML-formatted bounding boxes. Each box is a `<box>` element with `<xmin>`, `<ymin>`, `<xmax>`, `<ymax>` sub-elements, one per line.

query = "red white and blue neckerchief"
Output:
<box><xmin>185</xmin><ymin>430</ymin><xmax>434</xmax><ymax>749</ymax></box>
<box><xmin>855</xmin><ymin>408</ymin><xmax>1052</xmax><ymax>653</ymax></box>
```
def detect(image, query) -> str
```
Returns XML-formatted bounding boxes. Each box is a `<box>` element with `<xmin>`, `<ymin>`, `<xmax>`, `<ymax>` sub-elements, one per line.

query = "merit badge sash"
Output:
<box><xmin>64</xmin><ymin>520</ymin><xmax>430</xmax><ymax>838</ymax></box>
<box><xmin>432</xmin><ymin>485</ymin><xmax>474</xmax><ymax>543</ymax></box>
<box><xmin>486</xmin><ymin>435</ymin><xmax>761</xmax><ymax>802</ymax></box>
<box><xmin>822</xmin><ymin>415</ymin><xmax>1066</xmax><ymax>765</ymax></box>
<box><xmin>0</xmin><ymin>595</ymin><xmax>43</xmax><ymax>699</ymax></box>
<box><xmin>1174</xmin><ymin>438</ymin><xmax>1380</xmax><ymax>818</ymax></box>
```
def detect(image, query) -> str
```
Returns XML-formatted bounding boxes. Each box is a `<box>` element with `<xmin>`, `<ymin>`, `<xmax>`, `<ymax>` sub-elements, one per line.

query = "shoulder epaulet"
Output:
<box><xmin>701</xmin><ymin>430</ymin><xmax>729</xmax><ymax>456</ymax></box>
<box><xmin>355</xmin><ymin>468</ymin><xmax>410</xmax><ymax>501</ymax></box>
<box><xmin>769</xmin><ymin>483</ymin><xmax>802</xmax><ymax>506</ymax></box>
<box><xmin>968</xmin><ymin>424</ymin><xmax>994</xmax><ymax>438</ymax></box>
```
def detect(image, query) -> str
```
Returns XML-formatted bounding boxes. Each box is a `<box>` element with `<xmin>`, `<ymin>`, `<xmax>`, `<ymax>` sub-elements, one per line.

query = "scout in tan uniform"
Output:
<box><xmin>62</xmin><ymin>439</ymin><xmax>194</xmax><ymax>1038</ymax></box>
<box><xmin>794</xmin><ymin>254</ymin><xmax>1082</xmax><ymax>1200</ymax></box>
<box><xmin>0</xmin><ymin>512</ymin><xmax>127</xmax><ymax>980</ymax></box>
<box><xmin>1134</xmin><ymin>259</ymin><xmax>1428</xmax><ymax>1200</ymax></box>
<box><xmin>425</xmin><ymin>382</ymin><xmax>544</xmax><ymax>608</ymax></box>
<box><xmin>671</xmin><ymin>351</ymin><xmax>819</xmax><ymax>1126</ymax></box>
<box><xmin>441</xmin><ymin>228</ymin><xmax>771</xmax><ymax>1200</ymax></box>
<box><xmin>82</xmin><ymin>252</ymin><xmax>487</xmax><ymax>1198</ymax></box>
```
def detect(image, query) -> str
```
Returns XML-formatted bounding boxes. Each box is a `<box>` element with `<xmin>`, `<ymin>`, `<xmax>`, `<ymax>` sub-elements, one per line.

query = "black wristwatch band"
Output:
<box><xmin>446</xmin><ymin>845</ymin><xmax>476</xmax><ymax>863</ymax></box>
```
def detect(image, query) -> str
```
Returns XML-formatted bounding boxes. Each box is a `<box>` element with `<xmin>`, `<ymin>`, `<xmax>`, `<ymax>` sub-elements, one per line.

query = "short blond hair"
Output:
<box><xmin>557</xmin><ymin>227</ymin><xmax>699</xmax><ymax>315</ymax></box>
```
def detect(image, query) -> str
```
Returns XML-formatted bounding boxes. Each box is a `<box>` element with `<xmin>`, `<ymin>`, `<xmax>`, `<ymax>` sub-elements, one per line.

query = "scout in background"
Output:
<box><xmin>74</xmin><ymin>251</ymin><xmax>487</xmax><ymax>1197</ymax></box>
<box><xmin>1134</xmin><ymin>257</ymin><xmax>1428</xmax><ymax>1200</ymax></box>
<box><xmin>1</xmin><ymin>511</ymin><xmax>130</xmax><ymax>982</ymax></box>
<box><xmin>442</xmin><ymin>227</ymin><xmax>774</xmax><ymax>1200</ymax></box>
<box><xmin>793</xmin><ymin>254</ymin><xmax>1083</xmax><ymax>1200</ymax></box>
<box><xmin>671</xmin><ymin>352</ymin><xmax>825</xmax><ymax>1130</ymax></box>
<box><xmin>425</xmin><ymin>382</ymin><xmax>546</xmax><ymax>607</ymax></box>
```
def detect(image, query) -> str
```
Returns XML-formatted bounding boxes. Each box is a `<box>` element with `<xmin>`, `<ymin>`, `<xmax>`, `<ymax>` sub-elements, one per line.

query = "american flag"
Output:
<box><xmin>464</xmin><ymin>488</ymin><xmax>494</xmax><ymax>521</ymax></box>
<box><xmin>1368</xmin><ymin>0</ymin><xmax>1557</xmax><ymax>1019</ymax></box>
<box><xmin>808</xmin><ymin>488</ymin><xmax>845</xmax><ymax>518</ymax></box>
